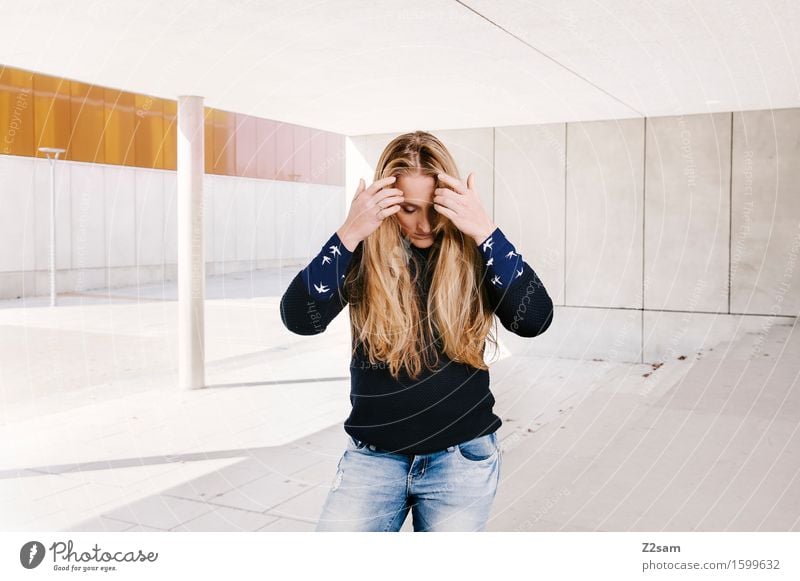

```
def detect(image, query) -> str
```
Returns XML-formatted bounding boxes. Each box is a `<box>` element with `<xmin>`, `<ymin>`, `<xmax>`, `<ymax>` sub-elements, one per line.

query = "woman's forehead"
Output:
<box><xmin>396</xmin><ymin>173</ymin><xmax>435</xmax><ymax>203</ymax></box>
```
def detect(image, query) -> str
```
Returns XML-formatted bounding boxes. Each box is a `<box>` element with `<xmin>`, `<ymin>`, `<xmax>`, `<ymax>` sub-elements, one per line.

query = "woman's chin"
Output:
<box><xmin>410</xmin><ymin>236</ymin><xmax>434</xmax><ymax>248</ymax></box>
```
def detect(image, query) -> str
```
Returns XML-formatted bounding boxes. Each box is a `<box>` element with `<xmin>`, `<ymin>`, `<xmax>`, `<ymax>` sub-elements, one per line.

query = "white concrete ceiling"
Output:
<box><xmin>1</xmin><ymin>0</ymin><xmax>797</xmax><ymax>135</ymax></box>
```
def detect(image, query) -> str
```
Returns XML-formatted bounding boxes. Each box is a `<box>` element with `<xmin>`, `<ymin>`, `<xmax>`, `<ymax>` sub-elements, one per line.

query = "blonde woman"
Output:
<box><xmin>280</xmin><ymin>131</ymin><xmax>553</xmax><ymax>531</ymax></box>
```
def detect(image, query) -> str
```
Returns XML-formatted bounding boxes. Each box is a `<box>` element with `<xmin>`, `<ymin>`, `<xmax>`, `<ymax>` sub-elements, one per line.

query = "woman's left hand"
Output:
<box><xmin>434</xmin><ymin>172</ymin><xmax>497</xmax><ymax>245</ymax></box>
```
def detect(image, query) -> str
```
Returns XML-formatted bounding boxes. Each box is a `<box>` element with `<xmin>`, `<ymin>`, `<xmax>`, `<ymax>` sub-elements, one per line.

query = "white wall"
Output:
<box><xmin>350</xmin><ymin>109</ymin><xmax>800</xmax><ymax>364</ymax></box>
<box><xmin>0</xmin><ymin>155</ymin><xmax>345</xmax><ymax>299</ymax></box>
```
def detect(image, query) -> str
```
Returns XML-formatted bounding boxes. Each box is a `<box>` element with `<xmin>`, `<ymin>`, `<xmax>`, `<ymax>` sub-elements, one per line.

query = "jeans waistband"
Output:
<box><xmin>352</xmin><ymin>435</ymin><xmax>480</xmax><ymax>455</ymax></box>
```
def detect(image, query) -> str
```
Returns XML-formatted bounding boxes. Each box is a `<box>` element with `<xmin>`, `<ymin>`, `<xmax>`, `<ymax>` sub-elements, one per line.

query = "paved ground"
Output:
<box><xmin>1</xmin><ymin>268</ymin><xmax>798</xmax><ymax>532</ymax></box>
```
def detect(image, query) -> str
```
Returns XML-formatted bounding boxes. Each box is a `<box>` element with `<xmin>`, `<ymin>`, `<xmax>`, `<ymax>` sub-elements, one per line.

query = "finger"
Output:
<box><xmin>466</xmin><ymin>172</ymin><xmax>475</xmax><ymax>191</ymax></box>
<box><xmin>436</xmin><ymin>172</ymin><xmax>467</xmax><ymax>195</ymax></box>
<box><xmin>433</xmin><ymin>203</ymin><xmax>456</xmax><ymax>220</ymax></box>
<box><xmin>358</xmin><ymin>194</ymin><xmax>402</xmax><ymax>220</ymax></box>
<box><xmin>366</xmin><ymin>175</ymin><xmax>397</xmax><ymax>196</ymax></box>
<box><xmin>380</xmin><ymin>204</ymin><xmax>402</xmax><ymax>219</ymax></box>
<box><xmin>434</xmin><ymin>188</ymin><xmax>459</xmax><ymax>210</ymax></box>
<box><xmin>353</xmin><ymin>178</ymin><xmax>366</xmax><ymax>200</ymax></box>
<box><xmin>375</xmin><ymin>194</ymin><xmax>405</xmax><ymax>208</ymax></box>
<box><xmin>374</xmin><ymin>188</ymin><xmax>403</xmax><ymax>201</ymax></box>
<box><xmin>375</xmin><ymin>203</ymin><xmax>401</xmax><ymax>221</ymax></box>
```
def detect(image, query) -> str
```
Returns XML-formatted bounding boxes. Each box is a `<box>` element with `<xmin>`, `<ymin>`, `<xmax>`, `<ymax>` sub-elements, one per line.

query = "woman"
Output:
<box><xmin>280</xmin><ymin>131</ymin><xmax>553</xmax><ymax>531</ymax></box>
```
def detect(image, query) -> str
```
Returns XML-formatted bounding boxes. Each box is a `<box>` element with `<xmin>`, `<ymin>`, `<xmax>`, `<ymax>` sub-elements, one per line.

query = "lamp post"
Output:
<box><xmin>38</xmin><ymin>147</ymin><xmax>65</xmax><ymax>307</ymax></box>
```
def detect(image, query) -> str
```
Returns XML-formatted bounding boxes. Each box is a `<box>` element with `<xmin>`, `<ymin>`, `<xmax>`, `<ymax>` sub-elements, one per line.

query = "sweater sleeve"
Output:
<box><xmin>279</xmin><ymin>230</ymin><xmax>355</xmax><ymax>335</ymax></box>
<box><xmin>477</xmin><ymin>226</ymin><xmax>554</xmax><ymax>338</ymax></box>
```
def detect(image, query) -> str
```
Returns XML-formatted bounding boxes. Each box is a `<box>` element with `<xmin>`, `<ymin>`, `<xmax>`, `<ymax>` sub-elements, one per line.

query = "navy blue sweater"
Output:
<box><xmin>279</xmin><ymin>227</ymin><xmax>553</xmax><ymax>454</ymax></box>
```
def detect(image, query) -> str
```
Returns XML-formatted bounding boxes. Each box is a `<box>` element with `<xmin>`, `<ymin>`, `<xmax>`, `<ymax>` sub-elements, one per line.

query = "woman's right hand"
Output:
<box><xmin>336</xmin><ymin>176</ymin><xmax>404</xmax><ymax>252</ymax></box>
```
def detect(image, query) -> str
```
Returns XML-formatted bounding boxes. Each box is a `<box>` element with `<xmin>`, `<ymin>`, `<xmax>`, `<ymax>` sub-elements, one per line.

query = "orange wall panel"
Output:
<box><xmin>256</xmin><ymin>117</ymin><xmax>277</xmax><ymax>180</ymax></box>
<box><xmin>69</xmin><ymin>81</ymin><xmax>105</xmax><ymax>163</ymax></box>
<box><xmin>235</xmin><ymin>113</ymin><xmax>258</xmax><ymax>178</ymax></box>
<box><xmin>212</xmin><ymin>108</ymin><xmax>236</xmax><ymax>176</ymax></box>
<box><xmin>293</xmin><ymin>125</ymin><xmax>311</xmax><ymax>183</ymax></box>
<box><xmin>162</xmin><ymin>98</ymin><xmax>177</xmax><ymax>170</ymax></box>
<box><xmin>134</xmin><ymin>94</ymin><xmax>164</xmax><ymax>169</ymax></box>
<box><xmin>275</xmin><ymin>122</ymin><xmax>294</xmax><ymax>181</ymax></box>
<box><xmin>104</xmin><ymin>88</ymin><xmax>136</xmax><ymax>166</ymax></box>
<box><xmin>33</xmin><ymin>73</ymin><xmax>71</xmax><ymax>157</ymax></box>
<box><xmin>326</xmin><ymin>132</ymin><xmax>345</xmax><ymax>186</ymax></box>
<box><xmin>0</xmin><ymin>66</ymin><xmax>34</xmax><ymax>156</ymax></box>
<box><xmin>203</xmin><ymin>107</ymin><xmax>214</xmax><ymax>174</ymax></box>
<box><xmin>3</xmin><ymin>65</ymin><xmax>343</xmax><ymax>185</ymax></box>
<box><xmin>309</xmin><ymin>129</ymin><xmax>327</xmax><ymax>185</ymax></box>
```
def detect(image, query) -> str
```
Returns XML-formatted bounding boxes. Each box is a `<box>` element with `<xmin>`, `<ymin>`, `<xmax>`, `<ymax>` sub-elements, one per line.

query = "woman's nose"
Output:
<box><xmin>419</xmin><ymin>209</ymin><xmax>434</xmax><ymax>232</ymax></box>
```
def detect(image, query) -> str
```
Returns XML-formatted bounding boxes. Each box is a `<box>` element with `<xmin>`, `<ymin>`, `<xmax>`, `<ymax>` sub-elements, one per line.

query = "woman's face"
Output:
<box><xmin>394</xmin><ymin>173</ymin><xmax>438</xmax><ymax>248</ymax></box>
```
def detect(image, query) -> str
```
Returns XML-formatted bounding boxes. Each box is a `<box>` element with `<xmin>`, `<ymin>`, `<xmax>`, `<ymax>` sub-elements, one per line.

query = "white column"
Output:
<box><xmin>177</xmin><ymin>95</ymin><xmax>206</xmax><ymax>390</ymax></box>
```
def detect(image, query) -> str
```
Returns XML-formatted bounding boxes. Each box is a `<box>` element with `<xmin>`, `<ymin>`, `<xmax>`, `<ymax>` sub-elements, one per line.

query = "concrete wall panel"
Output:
<box><xmin>495</xmin><ymin>124</ymin><xmax>566</xmax><ymax>306</ymax></box>
<box><xmin>645</xmin><ymin>113</ymin><xmax>731</xmax><ymax>313</ymax></box>
<box><xmin>566</xmin><ymin>118</ymin><xmax>644</xmax><ymax>309</ymax></box>
<box><xmin>731</xmin><ymin>108</ymin><xmax>800</xmax><ymax>316</ymax></box>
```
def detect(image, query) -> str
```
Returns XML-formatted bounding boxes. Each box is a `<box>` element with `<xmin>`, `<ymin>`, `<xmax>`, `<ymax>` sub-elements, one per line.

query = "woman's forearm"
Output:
<box><xmin>279</xmin><ymin>229</ymin><xmax>354</xmax><ymax>335</ymax></box>
<box><xmin>478</xmin><ymin>226</ymin><xmax>554</xmax><ymax>337</ymax></box>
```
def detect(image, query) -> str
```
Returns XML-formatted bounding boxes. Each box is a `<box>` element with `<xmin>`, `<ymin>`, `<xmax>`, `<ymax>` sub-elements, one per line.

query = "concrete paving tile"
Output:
<box><xmin>523</xmin><ymin>394</ymin><xmax>653</xmax><ymax>460</ymax></box>
<box><xmin>725</xmin><ymin>446</ymin><xmax>800</xmax><ymax>531</ymax></box>
<box><xmin>506</xmin><ymin>474</ymin><xmax>653</xmax><ymax>532</ymax></box>
<box><xmin>240</xmin><ymin>446</ymin><xmax>336</xmax><ymax>477</ymax></box>
<box><xmin>0</xmin><ymin>470</ymin><xmax>86</xmax><ymax>504</ymax></box>
<box><xmin>263</xmin><ymin>484</ymin><xmax>329</xmax><ymax>522</ymax></box>
<box><xmin>257</xmin><ymin>517</ymin><xmax>316</xmax><ymax>532</ymax></box>
<box><xmin>55</xmin><ymin>461</ymin><xmax>182</xmax><ymax>488</ymax></box>
<box><xmin>210</xmin><ymin>472</ymin><xmax>314</xmax><ymax>513</ymax></box>
<box><xmin>126</xmin><ymin>524</ymin><xmax>169</xmax><ymax>532</ymax></box>
<box><xmin>160</xmin><ymin>462</ymin><xmax>267</xmax><ymax>501</ymax></box>
<box><xmin>285</xmin><ymin>458</ymin><xmax>339</xmax><ymax>487</ymax></box>
<box><xmin>7</xmin><ymin>463</ymin><xmax>224</xmax><ymax>531</ymax></box>
<box><xmin>621</xmin><ymin>422</ymin><xmax>800</xmax><ymax>531</ymax></box>
<box><xmin>66</xmin><ymin>516</ymin><xmax>138</xmax><ymax>532</ymax></box>
<box><xmin>37</xmin><ymin>457</ymin><xmax>242</xmax><ymax>519</ymax></box>
<box><xmin>101</xmin><ymin>495</ymin><xmax>215</xmax><ymax>531</ymax></box>
<box><xmin>3</xmin><ymin>506</ymin><xmax>70</xmax><ymax>532</ymax></box>
<box><xmin>1</xmin><ymin>480</ymin><xmax>132</xmax><ymax>531</ymax></box>
<box><xmin>529</xmin><ymin>412</ymin><xmax>800</xmax><ymax>532</ymax></box>
<box><xmin>171</xmin><ymin>506</ymin><xmax>280</xmax><ymax>532</ymax></box>
<box><xmin>493</xmin><ymin>453</ymin><xmax>590</xmax><ymax>531</ymax></box>
<box><xmin>492</xmin><ymin>517</ymin><xmax>595</xmax><ymax>532</ymax></box>
<box><xmin>648</xmin><ymin>358</ymin><xmax>800</xmax><ymax>421</ymax></box>
<box><xmin>756</xmin><ymin>497</ymin><xmax>800</xmax><ymax>531</ymax></box>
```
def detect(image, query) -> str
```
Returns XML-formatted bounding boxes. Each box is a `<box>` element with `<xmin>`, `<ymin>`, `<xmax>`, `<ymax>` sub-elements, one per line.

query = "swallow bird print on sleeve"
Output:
<box><xmin>478</xmin><ymin>227</ymin><xmax>526</xmax><ymax>290</ymax></box>
<box><xmin>475</xmin><ymin>226</ymin><xmax>554</xmax><ymax>337</ymax></box>
<box><xmin>299</xmin><ymin>230</ymin><xmax>355</xmax><ymax>301</ymax></box>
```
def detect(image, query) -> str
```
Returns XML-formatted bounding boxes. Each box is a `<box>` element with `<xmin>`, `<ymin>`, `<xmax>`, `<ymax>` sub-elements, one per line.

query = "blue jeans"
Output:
<box><xmin>315</xmin><ymin>431</ymin><xmax>501</xmax><ymax>531</ymax></box>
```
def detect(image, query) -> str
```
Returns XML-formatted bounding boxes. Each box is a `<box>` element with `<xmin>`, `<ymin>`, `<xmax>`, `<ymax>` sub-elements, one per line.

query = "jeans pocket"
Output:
<box><xmin>455</xmin><ymin>432</ymin><xmax>498</xmax><ymax>463</ymax></box>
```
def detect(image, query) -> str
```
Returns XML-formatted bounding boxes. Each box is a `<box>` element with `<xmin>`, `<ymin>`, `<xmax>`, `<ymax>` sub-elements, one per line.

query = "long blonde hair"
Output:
<box><xmin>344</xmin><ymin>131</ymin><xmax>498</xmax><ymax>380</ymax></box>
